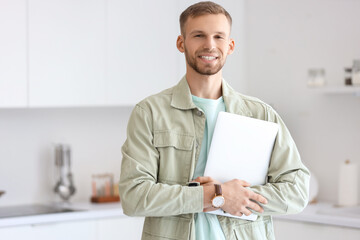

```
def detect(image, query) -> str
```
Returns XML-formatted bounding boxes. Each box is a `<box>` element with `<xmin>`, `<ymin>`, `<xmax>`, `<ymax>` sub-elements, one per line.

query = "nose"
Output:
<box><xmin>203</xmin><ymin>36</ymin><xmax>215</xmax><ymax>51</ymax></box>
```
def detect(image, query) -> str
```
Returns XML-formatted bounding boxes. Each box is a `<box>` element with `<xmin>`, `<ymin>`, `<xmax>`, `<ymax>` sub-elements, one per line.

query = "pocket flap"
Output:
<box><xmin>154</xmin><ymin>131</ymin><xmax>194</xmax><ymax>151</ymax></box>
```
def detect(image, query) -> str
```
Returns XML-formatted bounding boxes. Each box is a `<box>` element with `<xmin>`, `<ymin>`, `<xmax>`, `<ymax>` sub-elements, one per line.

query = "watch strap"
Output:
<box><xmin>214</xmin><ymin>184</ymin><xmax>222</xmax><ymax>196</ymax></box>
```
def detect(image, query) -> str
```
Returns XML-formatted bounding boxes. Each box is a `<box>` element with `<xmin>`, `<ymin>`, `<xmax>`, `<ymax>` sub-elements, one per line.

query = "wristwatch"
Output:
<box><xmin>211</xmin><ymin>184</ymin><xmax>225</xmax><ymax>208</ymax></box>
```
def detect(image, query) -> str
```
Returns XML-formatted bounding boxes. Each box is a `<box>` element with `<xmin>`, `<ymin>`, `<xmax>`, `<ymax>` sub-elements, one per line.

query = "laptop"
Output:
<box><xmin>204</xmin><ymin>111</ymin><xmax>279</xmax><ymax>221</ymax></box>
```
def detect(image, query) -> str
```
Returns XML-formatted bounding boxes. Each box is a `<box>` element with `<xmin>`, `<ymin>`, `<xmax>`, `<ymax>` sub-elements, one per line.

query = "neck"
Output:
<box><xmin>186</xmin><ymin>69</ymin><xmax>223</xmax><ymax>99</ymax></box>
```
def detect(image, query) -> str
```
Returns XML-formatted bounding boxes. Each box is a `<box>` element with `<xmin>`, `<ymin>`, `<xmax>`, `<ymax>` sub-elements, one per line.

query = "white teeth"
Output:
<box><xmin>200</xmin><ymin>56</ymin><xmax>216</xmax><ymax>60</ymax></box>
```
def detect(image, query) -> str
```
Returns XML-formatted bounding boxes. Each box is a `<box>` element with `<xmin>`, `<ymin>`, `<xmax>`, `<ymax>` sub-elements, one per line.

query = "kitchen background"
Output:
<box><xmin>0</xmin><ymin>0</ymin><xmax>360</xmax><ymax>238</ymax></box>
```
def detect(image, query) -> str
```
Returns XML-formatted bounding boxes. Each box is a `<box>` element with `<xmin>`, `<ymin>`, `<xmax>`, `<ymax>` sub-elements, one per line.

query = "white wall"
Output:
<box><xmin>245</xmin><ymin>0</ymin><xmax>360</xmax><ymax>202</ymax></box>
<box><xmin>0</xmin><ymin>107</ymin><xmax>132</xmax><ymax>206</ymax></box>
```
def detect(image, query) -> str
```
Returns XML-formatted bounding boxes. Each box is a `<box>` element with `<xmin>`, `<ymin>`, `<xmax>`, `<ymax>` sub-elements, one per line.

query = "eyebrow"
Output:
<box><xmin>189</xmin><ymin>30</ymin><xmax>226</xmax><ymax>35</ymax></box>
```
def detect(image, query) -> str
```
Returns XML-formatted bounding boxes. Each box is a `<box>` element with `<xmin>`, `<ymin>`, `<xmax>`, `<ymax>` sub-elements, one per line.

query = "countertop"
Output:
<box><xmin>273</xmin><ymin>202</ymin><xmax>360</xmax><ymax>229</ymax></box>
<box><xmin>0</xmin><ymin>202</ymin><xmax>127</xmax><ymax>228</ymax></box>
<box><xmin>1</xmin><ymin>201</ymin><xmax>359</xmax><ymax>229</ymax></box>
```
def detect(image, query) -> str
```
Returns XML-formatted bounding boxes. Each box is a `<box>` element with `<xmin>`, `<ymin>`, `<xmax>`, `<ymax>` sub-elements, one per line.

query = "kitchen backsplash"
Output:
<box><xmin>0</xmin><ymin>107</ymin><xmax>132</xmax><ymax>206</ymax></box>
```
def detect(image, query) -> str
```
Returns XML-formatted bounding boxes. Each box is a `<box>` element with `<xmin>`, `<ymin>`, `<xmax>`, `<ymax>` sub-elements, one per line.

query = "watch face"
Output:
<box><xmin>212</xmin><ymin>196</ymin><xmax>225</xmax><ymax>208</ymax></box>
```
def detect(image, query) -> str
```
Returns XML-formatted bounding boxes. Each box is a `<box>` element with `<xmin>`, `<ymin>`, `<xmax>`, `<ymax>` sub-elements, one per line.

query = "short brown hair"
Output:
<box><xmin>179</xmin><ymin>1</ymin><xmax>232</xmax><ymax>35</ymax></box>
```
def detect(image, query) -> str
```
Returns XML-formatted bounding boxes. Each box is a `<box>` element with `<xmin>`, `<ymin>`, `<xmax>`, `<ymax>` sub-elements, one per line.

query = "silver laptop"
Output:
<box><xmin>204</xmin><ymin>111</ymin><xmax>279</xmax><ymax>221</ymax></box>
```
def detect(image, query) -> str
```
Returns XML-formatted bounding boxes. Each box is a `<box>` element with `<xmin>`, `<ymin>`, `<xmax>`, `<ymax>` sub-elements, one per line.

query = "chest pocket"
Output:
<box><xmin>154</xmin><ymin>130</ymin><xmax>195</xmax><ymax>184</ymax></box>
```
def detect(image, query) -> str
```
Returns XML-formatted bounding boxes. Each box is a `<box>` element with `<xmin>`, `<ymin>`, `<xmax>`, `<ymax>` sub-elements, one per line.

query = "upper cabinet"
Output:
<box><xmin>0</xmin><ymin>0</ymin><xmax>244</xmax><ymax>108</ymax></box>
<box><xmin>0</xmin><ymin>0</ymin><xmax>27</xmax><ymax>108</ymax></box>
<box><xmin>106</xmin><ymin>0</ymin><xmax>181</xmax><ymax>105</ymax></box>
<box><xmin>28</xmin><ymin>0</ymin><xmax>106</xmax><ymax>107</ymax></box>
<box><xmin>27</xmin><ymin>0</ymin><xmax>181</xmax><ymax>107</ymax></box>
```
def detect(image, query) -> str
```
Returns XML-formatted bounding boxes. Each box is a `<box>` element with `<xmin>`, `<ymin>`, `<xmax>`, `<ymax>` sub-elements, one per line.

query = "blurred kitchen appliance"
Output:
<box><xmin>308</xmin><ymin>171</ymin><xmax>319</xmax><ymax>204</ymax></box>
<box><xmin>54</xmin><ymin>144</ymin><xmax>76</xmax><ymax>201</ymax></box>
<box><xmin>338</xmin><ymin>159</ymin><xmax>358</xmax><ymax>207</ymax></box>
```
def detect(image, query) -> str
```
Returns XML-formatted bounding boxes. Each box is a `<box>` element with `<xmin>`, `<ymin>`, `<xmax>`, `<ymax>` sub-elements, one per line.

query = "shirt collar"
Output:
<box><xmin>171</xmin><ymin>75</ymin><xmax>253</xmax><ymax>117</ymax></box>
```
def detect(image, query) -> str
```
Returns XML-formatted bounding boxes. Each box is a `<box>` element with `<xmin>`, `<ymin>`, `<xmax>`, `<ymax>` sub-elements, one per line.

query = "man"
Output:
<box><xmin>119</xmin><ymin>1</ymin><xmax>310</xmax><ymax>239</ymax></box>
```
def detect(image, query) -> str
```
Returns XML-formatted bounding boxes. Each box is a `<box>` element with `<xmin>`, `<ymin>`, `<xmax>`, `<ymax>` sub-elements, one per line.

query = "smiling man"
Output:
<box><xmin>119</xmin><ymin>2</ymin><xmax>310</xmax><ymax>240</ymax></box>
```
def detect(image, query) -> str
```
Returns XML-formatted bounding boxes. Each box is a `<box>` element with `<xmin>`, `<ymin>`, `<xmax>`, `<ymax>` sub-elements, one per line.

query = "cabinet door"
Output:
<box><xmin>0</xmin><ymin>220</ymin><xmax>98</xmax><ymax>240</ymax></box>
<box><xmin>28</xmin><ymin>0</ymin><xmax>106</xmax><ymax>107</ymax></box>
<box><xmin>0</xmin><ymin>225</ymin><xmax>33</xmax><ymax>239</ymax></box>
<box><xmin>106</xmin><ymin>0</ymin><xmax>180</xmax><ymax>105</ymax></box>
<box><xmin>0</xmin><ymin>0</ymin><xmax>27</xmax><ymax>108</ymax></box>
<box><xmin>97</xmin><ymin>216</ymin><xmax>144</xmax><ymax>240</ymax></box>
<box><xmin>274</xmin><ymin>219</ymin><xmax>360</xmax><ymax>240</ymax></box>
<box><xmin>32</xmin><ymin>220</ymin><xmax>97</xmax><ymax>240</ymax></box>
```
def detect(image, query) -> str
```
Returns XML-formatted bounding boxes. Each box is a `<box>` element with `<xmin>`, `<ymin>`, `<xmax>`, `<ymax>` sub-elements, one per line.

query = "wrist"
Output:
<box><xmin>203</xmin><ymin>184</ymin><xmax>216</xmax><ymax>208</ymax></box>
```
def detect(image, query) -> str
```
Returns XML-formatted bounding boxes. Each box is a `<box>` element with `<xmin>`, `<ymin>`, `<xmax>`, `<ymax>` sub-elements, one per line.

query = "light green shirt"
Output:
<box><xmin>192</xmin><ymin>95</ymin><xmax>226</xmax><ymax>240</ymax></box>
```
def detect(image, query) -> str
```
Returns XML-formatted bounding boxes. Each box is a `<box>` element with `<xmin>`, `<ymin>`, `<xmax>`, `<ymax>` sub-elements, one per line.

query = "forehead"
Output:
<box><xmin>184</xmin><ymin>14</ymin><xmax>231</xmax><ymax>35</ymax></box>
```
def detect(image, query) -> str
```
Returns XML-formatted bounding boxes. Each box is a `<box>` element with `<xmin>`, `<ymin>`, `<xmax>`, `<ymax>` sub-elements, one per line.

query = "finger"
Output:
<box><xmin>241</xmin><ymin>208</ymin><xmax>253</xmax><ymax>216</ymax></box>
<box><xmin>233</xmin><ymin>211</ymin><xmax>243</xmax><ymax>217</ymax></box>
<box><xmin>238</xmin><ymin>180</ymin><xmax>251</xmax><ymax>187</ymax></box>
<box><xmin>247</xmin><ymin>201</ymin><xmax>264</xmax><ymax>213</ymax></box>
<box><xmin>250</xmin><ymin>192</ymin><xmax>268</xmax><ymax>204</ymax></box>
<box><xmin>194</xmin><ymin>176</ymin><xmax>213</xmax><ymax>184</ymax></box>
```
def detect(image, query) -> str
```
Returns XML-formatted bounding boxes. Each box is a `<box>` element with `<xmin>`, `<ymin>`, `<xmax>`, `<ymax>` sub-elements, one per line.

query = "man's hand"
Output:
<box><xmin>194</xmin><ymin>177</ymin><xmax>268</xmax><ymax>216</ymax></box>
<box><xmin>222</xmin><ymin>179</ymin><xmax>268</xmax><ymax>216</ymax></box>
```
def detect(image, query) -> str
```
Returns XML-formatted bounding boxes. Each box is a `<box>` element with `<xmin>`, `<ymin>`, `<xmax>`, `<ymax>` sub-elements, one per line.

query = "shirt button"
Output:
<box><xmin>196</xmin><ymin>110</ymin><xmax>202</xmax><ymax>116</ymax></box>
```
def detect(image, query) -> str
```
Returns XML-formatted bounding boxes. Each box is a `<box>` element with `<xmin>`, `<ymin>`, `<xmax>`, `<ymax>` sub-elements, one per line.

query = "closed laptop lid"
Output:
<box><xmin>204</xmin><ymin>111</ymin><xmax>279</xmax><ymax>185</ymax></box>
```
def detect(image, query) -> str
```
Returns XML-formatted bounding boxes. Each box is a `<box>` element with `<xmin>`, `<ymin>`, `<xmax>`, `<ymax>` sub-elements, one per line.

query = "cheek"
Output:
<box><xmin>223</xmin><ymin>45</ymin><xmax>233</xmax><ymax>55</ymax></box>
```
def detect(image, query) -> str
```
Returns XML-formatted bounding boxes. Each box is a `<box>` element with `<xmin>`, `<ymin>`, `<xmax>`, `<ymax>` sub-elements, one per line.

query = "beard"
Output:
<box><xmin>184</xmin><ymin>48</ymin><xmax>225</xmax><ymax>76</ymax></box>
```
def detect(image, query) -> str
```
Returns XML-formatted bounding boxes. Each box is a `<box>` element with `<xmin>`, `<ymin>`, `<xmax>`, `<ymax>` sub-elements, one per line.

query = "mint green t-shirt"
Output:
<box><xmin>192</xmin><ymin>95</ymin><xmax>226</xmax><ymax>240</ymax></box>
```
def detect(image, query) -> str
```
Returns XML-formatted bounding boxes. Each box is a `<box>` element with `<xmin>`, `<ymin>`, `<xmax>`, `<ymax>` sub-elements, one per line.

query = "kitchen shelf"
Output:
<box><xmin>311</xmin><ymin>86</ymin><xmax>360</xmax><ymax>96</ymax></box>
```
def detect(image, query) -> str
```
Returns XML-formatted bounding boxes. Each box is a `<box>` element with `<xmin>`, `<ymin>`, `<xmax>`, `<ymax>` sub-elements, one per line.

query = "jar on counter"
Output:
<box><xmin>307</xmin><ymin>68</ymin><xmax>326</xmax><ymax>87</ymax></box>
<box><xmin>344</xmin><ymin>67</ymin><xmax>352</xmax><ymax>85</ymax></box>
<box><xmin>352</xmin><ymin>59</ymin><xmax>360</xmax><ymax>85</ymax></box>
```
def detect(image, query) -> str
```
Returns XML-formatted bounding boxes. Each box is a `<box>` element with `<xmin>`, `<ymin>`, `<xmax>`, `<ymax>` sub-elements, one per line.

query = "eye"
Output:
<box><xmin>215</xmin><ymin>35</ymin><xmax>224</xmax><ymax>39</ymax></box>
<box><xmin>194</xmin><ymin>34</ymin><xmax>204</xmax><ymax>38</ymax></box>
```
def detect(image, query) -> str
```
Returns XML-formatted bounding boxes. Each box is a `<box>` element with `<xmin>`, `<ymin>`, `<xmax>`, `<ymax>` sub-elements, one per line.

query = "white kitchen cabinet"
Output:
<box><xmin>97</xmin><ymin>216</ymin><xmax>144</xmax><ymax>239</ymax></box>
<box><xmin>106</xmin><ymin>0</ymin><xmax>181</xmax><ymax>105</ymax></box>
<box><xmin>28</xmin><ymin>0</ymin><xmax>106</xmax><ymax>107</ymax></box>
<box><xmin>0</xmin><ymin>0</ymin><xmax>27</xmax><ymax>108</ymax></box>
<box><xmin>0</xmin><ymin>225</ymin><xmax>32</xmax><ymax>239</ymax></box>
<box><xmin>0</xmin><ymin>220</ymin><xmax>98</xmax><ymax>240</ymax></box>
<box><xmin>28</xmin><ymin>0</ymin><xmax>181</xmax><ymax>107</ymax></box>
<box><xmin>274</xmin><ymin>219</ymin><xmax>360</xmax><ymax>240</ymax></box>
<box><xmin>32</xmin><ymin>220</ymin><xmax>98</xmax><ymax>240</ymax></box>
<box><xmin>0</xmin><ymin>217</ymin><xmax>143</xmax><ymax>240</ymax></box>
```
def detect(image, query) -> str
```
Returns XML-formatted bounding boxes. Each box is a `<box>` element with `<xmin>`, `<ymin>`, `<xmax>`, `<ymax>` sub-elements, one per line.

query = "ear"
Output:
<box><xmin>176</xmin><ymin>35</ymin><xmax>185</xmax><ymax>53</ymax></box>
<box><xmin>227</xmin><ymin>38</ymin><xmax>235</xmax><ymax>55</ymax></box>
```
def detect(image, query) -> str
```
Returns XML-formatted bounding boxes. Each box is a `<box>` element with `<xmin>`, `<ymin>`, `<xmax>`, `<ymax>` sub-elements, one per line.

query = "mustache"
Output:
<box><xmin>196</xmin><ymin>50</ymin><xmax>220</xmax><ymax>56</ymax></box>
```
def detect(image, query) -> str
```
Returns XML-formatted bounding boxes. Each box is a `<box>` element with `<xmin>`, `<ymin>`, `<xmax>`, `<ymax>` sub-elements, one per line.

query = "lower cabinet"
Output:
<box><xmin>97</xmin><ymin>216</ymin><xmax>144</xmax><ymax>239</ymax></box>
<box><xmin>0</xmin><ymin>216</ymin><xmax>144</xmax><ymax>240</ymax></box>
<box><xmin>273</xmin><ymin>219</ymin><xmax>360</xmax><ymax>240</ymax></box>
<box><xmin>3</xmin><ymin>217</ymin><xmax>360</xmax><ymax>239</ymax></box>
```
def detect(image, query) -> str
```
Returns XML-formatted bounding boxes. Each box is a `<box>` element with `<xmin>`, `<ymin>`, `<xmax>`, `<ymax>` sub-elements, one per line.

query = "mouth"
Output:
<box><xmin>198</xmin><ymin>55</ymin><xmax>218</xmax><ymax>62</ymax></box>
